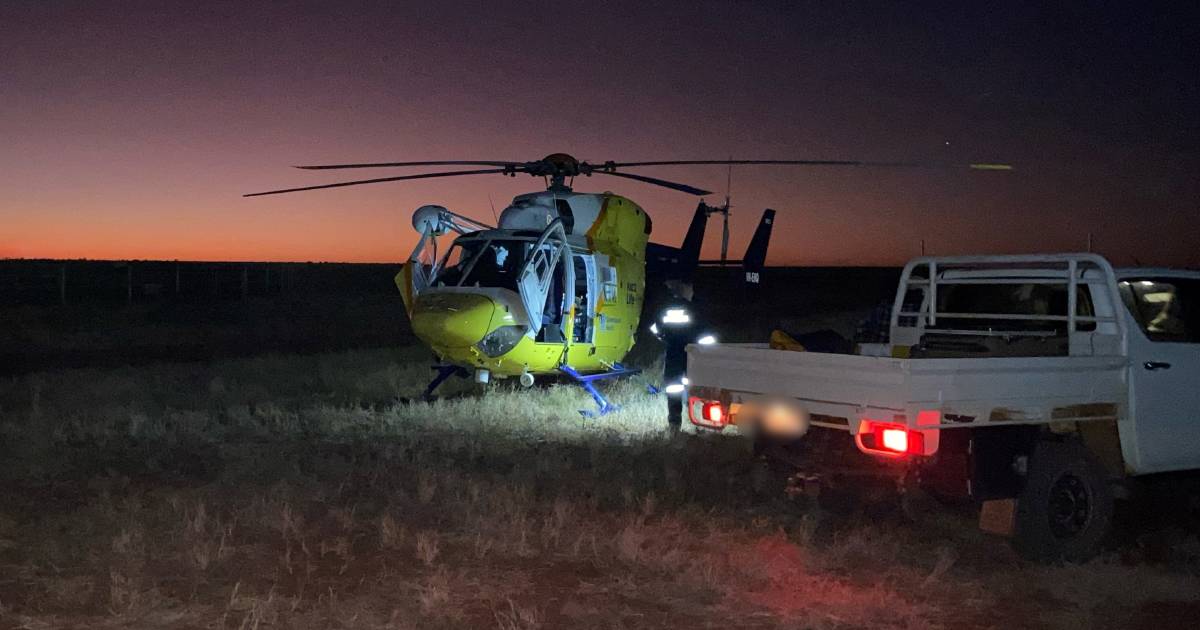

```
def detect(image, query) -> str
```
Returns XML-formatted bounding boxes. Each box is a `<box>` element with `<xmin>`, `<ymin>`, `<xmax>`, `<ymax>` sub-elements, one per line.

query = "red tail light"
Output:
<box><xmin>688</xmin><ymin>397</ymin><xmax>728</xmax><ymax>428</ymax></box>
<box><xmin>879</xmin><ymin>427</ymin><xmax>909</xmax><ymax>453</ymax></box>
<box><xmin>857</xmin><ymin>420</ymin><xmax>926</xmax><ymax>457</ymax></box>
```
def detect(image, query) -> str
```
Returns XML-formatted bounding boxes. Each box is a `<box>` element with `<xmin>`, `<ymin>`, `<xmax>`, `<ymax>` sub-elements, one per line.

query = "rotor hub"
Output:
<box><xmin>538</xmin><ymin>153</ymin><xmax>583</xmax><ymax>176</ymax></box>
<box><xmin>532</xmin><ymin>153</ymin><xmax>588</xmax><ymax>191</ymax></box>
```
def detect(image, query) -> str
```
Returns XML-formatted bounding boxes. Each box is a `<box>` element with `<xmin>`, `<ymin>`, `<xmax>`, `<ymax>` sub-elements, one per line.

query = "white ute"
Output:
<box><xmin>686</xmin><ymin>253</ymin><xmax>1200</xmax><ymax>560</ymax></box>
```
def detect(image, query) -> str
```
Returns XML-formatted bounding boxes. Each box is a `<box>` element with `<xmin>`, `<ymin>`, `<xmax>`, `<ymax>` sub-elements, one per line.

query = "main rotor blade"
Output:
<box><xmin>603</xmin><ymin>159</ymin><xmax>1013</xmax><ymax>171</ymax></box>
<box><xmin>295</xmin><ymin>160</ymin><xmax>521</xmax><ymax>170</ymax></box>
<box><xmin>595</xmin><ymin>171</ymin><xmax>712</xmax><ymax>196</ymax></box>
<box><xmin>243</xmin><ymin>168</ymin><xmax>513</xmax><ymax>197</ymax></box>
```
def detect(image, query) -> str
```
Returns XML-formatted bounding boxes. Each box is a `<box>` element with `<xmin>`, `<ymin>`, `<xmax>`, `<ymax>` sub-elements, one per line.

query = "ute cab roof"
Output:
<box><xmin>907</xmin><ymin>254</ymin><xmax>1198</xmax><ymax>283</ymax></box>
<box><xmin>1115</xmin><ymin>267</ymin><xmax>1200</xmax><ymax>281</ymax></box>
<box><xmin>922</xmin><ymin>263</ymin><xmax>1200</xmax><ymax>284</ymax></box>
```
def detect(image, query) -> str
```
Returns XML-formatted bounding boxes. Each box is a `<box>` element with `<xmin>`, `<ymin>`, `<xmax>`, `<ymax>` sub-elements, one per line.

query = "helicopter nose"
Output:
<box><xmin>410</xmin><ymin>292</ymin><xmax>497</xmax><ymax>347</ymax></box>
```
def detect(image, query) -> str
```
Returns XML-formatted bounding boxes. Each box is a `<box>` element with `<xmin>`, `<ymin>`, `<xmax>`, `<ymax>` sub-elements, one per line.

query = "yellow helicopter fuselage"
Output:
<box><xmin>395</xmin><ymin>191</ymin><xmax>649</xmax><ymax>378</ymax></box>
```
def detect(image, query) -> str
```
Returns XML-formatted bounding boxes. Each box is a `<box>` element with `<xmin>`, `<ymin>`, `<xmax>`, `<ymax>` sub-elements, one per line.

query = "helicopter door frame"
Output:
<box><xmin>572</xmin><ymin>253</ymin><xmax>598</xmax><ymax>343</ymax></box>
<box><xmin>405</xmin><ymin>225</ymin><xmax>440</xmax><ymax>299</ymax></box>
<box><xmin>517</xmin><ymin>219</ymin><xmax>574</xmax><ymax>340</ymax></box>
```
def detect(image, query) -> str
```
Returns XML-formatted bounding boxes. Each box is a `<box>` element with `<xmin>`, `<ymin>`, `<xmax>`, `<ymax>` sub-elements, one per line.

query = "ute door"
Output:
<box><xmin>517</xmin><ymin>220</ymin><xmax>573</xmax><ymax>339</ymax></box>
<box><xmin>1124</xmin><ymin>277</ymin><xmax>1200</xmax><ymax>473</ymax></box>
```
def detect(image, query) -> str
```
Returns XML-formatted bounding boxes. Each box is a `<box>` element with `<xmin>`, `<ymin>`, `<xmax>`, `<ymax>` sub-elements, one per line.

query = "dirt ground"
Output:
<box><xmin>2</xmin><ymin>347</ymin><xmax>1199</xmax><ymax>629</ymax></box>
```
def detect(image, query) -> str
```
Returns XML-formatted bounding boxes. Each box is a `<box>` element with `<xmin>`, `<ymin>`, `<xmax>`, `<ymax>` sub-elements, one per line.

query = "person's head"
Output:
<box><xmin>664</xmin><ymin>279</ymin><xmax>694</xmax><ymax>302</ymax></box>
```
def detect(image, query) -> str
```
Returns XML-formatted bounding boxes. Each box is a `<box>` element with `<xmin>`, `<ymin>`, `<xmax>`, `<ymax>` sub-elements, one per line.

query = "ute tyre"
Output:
<box><xmin>1014</xmin><ymin>440</ymin><xmax>1114</xmax><ymax>562</ymax></box>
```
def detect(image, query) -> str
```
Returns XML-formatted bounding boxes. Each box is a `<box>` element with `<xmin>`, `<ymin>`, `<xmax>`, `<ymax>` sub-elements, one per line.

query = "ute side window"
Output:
<box><xmin>1120</xmin><ymin>278</ymin><xmax>1200</xmax><ymax>343</ymax></box>
<box><xmin>934</xmin><ymin>283</ymin><xmax>1096</xmax><ymax>333</ymax></box>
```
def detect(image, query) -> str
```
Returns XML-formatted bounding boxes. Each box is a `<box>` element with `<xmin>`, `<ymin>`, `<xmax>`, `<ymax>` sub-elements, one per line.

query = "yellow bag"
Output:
<box><xmin>769</xmin><ymin>329</ymin><xmax>807</xmax><ymax>352</ymax></box>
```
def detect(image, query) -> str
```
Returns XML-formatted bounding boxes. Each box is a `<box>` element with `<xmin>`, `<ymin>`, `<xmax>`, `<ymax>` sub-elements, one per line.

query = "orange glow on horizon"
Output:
<box><xmin>3</xmin><ymin>4</ymin><xmax>1197</xmax><ymax>269</ymax></box>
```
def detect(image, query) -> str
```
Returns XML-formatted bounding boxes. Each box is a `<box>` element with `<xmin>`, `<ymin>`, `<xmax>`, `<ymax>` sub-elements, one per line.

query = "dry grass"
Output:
<box><xmin>0</xmin><ymin>347</ymin><xmax>1198</xmax><ymax>628</ymax></box>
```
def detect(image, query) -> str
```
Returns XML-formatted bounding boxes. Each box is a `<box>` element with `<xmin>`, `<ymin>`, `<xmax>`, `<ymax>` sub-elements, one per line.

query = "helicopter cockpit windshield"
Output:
<box><xmin>433</xmin><ymin>237</ymin><xmax>527</xmax><ymax>290</ymax></box>
<box><xmin>426</xmin><ymin>230</ymin><xmax>576</xmax><ymax>340</ymax></box>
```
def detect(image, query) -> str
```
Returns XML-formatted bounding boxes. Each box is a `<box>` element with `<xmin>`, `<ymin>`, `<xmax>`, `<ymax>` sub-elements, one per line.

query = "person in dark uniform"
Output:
<box><xmin>652</xmin><ymin>280</ymin><xmax>716</xmax><ymax>429</ymax></box>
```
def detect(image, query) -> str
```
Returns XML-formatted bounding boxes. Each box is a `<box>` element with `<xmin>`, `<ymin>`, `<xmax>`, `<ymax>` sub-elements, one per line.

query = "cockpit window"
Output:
<box><xmin>433</xmin><ymin>238</ymin><xmax>528</xmax><ymax>290</ymax></box>
<box><xmin>432</xmin><ymin>240</ymin><xmax>486</xmax><ymax>287</ymax></box>
<box><xmin>462</xmin><ymin>241</ymin><xmax>525</xmax><ymax>289</ymax></box>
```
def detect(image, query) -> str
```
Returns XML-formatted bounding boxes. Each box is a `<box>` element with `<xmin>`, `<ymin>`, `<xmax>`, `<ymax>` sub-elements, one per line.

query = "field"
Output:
<box><xmin>0</xmin><ymin>260</ymin><xmax>406</xmax><ymax>375</ymax></box>
<box><xmin>3</xmin><ymin>346</ymin><xmax>1200</xmax><ymax>629</ymax></box>
<box><xmin>2</xmin><ymin>263</ymin><xmax>1199</xmax><ymax>628</ymax></box>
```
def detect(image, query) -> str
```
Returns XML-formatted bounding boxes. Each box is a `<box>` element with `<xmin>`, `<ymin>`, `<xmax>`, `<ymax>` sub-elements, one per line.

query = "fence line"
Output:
<box><xmin>0</xmin><ymin>260</ymin><xmax>402</xmax><ymax>307</ymax></box>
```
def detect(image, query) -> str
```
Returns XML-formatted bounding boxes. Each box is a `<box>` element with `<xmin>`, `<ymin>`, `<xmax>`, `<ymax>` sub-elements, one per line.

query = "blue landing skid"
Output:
<box><xmin>558</xmin><ymin>364</ymin><xmax>643</xmax><ymax>417</ymax></box>
<box><xmin>424</xmin><ymin>365</ymin><xmax>469</xmax><ymax>400</ymax></box>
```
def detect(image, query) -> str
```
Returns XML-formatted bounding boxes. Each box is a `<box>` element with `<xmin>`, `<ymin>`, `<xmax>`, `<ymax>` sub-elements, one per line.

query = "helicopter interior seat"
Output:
<box><xmin>537</xmin><ymin>257</ymin><xmax>567</xmax><ymax>343</ymax></box>
<box><xmin>573</xmin><ymin>255</ymin><xmax>591</xmax><ymax>343</ymax></box>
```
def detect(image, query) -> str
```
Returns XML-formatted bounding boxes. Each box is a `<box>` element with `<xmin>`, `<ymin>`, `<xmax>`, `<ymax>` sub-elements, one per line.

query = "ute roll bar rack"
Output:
<box><xmin>888</xmin><ymin>253</ymin><xmax>1128</xmax><ymax>351</ymax></box>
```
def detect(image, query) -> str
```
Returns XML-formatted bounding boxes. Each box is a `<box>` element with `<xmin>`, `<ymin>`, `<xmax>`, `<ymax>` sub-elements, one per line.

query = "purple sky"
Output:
<box><xmin>2</xmin><ymin>1</ymin><xmax>1197</xmax><ymax>265</ymax></box>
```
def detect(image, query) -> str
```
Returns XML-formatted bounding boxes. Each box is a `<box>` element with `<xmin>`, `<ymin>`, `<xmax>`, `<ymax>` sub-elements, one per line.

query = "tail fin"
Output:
<box><xmin>741</xmin><ymin>209</ymin><xmax>774</xmax><ymax>284</ymax></box>
<box><xmin>678</xmin><ymin>202</ymin><xmax>708</xmax><ymax>271</ymax></box>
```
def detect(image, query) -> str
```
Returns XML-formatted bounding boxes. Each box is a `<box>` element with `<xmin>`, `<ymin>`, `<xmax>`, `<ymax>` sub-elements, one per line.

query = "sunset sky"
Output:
<box><xmin>2</xmin><ymin>1</ymin><xmax>1197</xmax><ymax>266</ymax></box>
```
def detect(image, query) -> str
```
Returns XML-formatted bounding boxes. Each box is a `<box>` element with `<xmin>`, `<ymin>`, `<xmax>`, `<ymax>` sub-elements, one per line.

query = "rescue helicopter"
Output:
<box><xmin>246</xmin><ymin>153</ymin><xmax>1009</xmax><ymax>414</ymax></box>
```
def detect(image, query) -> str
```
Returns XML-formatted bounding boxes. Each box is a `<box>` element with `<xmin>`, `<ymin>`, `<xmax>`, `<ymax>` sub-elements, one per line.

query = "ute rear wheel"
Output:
<box><xmin>1014</xmin><ymin>440</ymin><xmax>1114</xmax><ymax>562</ymax></box>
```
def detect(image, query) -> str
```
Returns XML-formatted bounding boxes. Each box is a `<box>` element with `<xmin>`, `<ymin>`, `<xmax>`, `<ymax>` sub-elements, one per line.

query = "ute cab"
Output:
<box><xmin>396</xmin><ymin>192</ymin><xmax>649</xmax><ymax>380</ymax></box>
